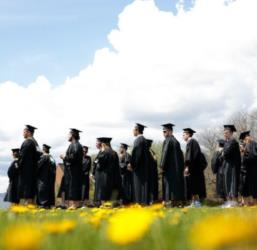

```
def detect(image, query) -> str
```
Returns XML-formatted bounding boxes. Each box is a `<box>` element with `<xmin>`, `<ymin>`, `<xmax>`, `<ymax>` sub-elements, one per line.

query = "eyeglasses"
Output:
<box><xmin>163</xmin><ymin>130</ymin><xmax>168</xmax><ymax>133</ymax></box>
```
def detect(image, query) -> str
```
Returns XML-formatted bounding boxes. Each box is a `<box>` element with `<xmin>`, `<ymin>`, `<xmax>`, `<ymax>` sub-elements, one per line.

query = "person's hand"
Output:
<box><xmin>184</xmin><ymin>167</ymin><xmax>190</xmax><ymax>177</ymax></box>
<box><xmin>127</xmin><ymin>163</ymin><xmax>133</xmax><ymax>172</ymax></box>
<box><xmin>60</xmin><ymin>154</ymin><xmax>65</xmax><ymax>160</ymax></box>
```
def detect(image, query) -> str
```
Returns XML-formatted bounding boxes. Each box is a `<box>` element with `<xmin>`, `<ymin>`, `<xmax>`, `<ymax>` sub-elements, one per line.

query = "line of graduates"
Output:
<box><xmin>4</xmin><ymin>123</ymin><xmax>208</xmax><ymax>209</ymax></box>
<box><xmin>5</xmin><ymin>123</ymin><xmax>255</xmax><ymax>209</ymax></box>
<box><xmin>211</xmin><ymin>126</ymin><xmax>257</xmax><ymax>207</ymax></box>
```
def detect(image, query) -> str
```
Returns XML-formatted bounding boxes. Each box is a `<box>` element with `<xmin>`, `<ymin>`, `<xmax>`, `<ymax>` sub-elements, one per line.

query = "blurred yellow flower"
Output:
<box><xmin>43</xmin><ymin>220</ymin><xmax>76</xmax><ymax>234</ymax></box>
<box><xmin>10</xmin><ymin>205</ymin><xmax>29</xmax><ymax>213</ymax></box>
<box><xmin>190</xmin><ymin>213</ymin><xmax>257</xmax><ymax>249</ymax></box>
<box><xmin>2</xmin><ymin>223</ymin><xmax>44</xmax><ymax>250</ymax></box>
<box><xmin>107</xmin><ymin>208</ymin><xmax>154</xmax><ymax>245</ymax></box>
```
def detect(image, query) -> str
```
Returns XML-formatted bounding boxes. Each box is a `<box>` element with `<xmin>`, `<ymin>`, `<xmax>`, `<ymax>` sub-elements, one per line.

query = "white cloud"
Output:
<box><xmin>0</xmin><ymin>0</ymin><xmax>257</xmax><ymax>180</ymax></box>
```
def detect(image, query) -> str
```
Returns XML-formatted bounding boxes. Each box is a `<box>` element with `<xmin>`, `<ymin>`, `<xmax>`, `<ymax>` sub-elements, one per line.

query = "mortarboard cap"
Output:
<box><xmin>70</xmin><ymin>128</ymin><xmax>82</xmax><ymax>134</ymax></box>
<box><xmin>120</xmin><ymin>143</ymin><xmax>129</xmax><ymax>150</ymax></box>
<box><xmin>162</xmin><ymin>123</ymin><xmax>175</xmax><ymax>130</ymax></box>
<box><xmin>224</xmin><ymin>125</ymin><xmax>237</xmax><ymax>132</ymax></box>
<box><xmin>42</xmin><ymin>144</ymin><xmax>51</xmax><ymax>150</ymax></box>
<box><xmin>239</xmin><ymin>131</ymin><xmax>250</xmax><ymax>140</ymax></box>
<box><xmin>135</xmin><ymin>123</ymin><xmax>147</xmax><ymax>133</ymax></box>
<box><xmin>183</xmin><ymin>128</ymin><xmax>196</xmax><ymax>135</ymax></box>
<box><xmin>25</xmin><ymin>125</ymin><xmax>37</xmax><ymax>133</ymax></box>
<box><xmin>97</xmin><ymin>137</ymin><xmax>112</xmax><ymax>144</ymax></box>
<box><xmin>11</xmin><ymin>148</ymin><xmax>20</xmax><ymax>153</ymax></box>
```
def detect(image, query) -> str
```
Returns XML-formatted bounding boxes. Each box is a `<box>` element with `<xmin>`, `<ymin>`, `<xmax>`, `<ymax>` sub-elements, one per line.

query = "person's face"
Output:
<box><xmin>23</xmin><ymin>129</ymin><xmax>30</xmax><ymax>139</ymax></box>
<box><xmin>244</xmin><ymin>136</ymin><xmax>251</xmax><ymax>144</ymax></box>
<box><xmin>12</xmin><ymin>152</ymin><xmax>18</xmax><ymax>159</ymax></box>
<box><xmin>119</xmin><ymin>146</ymin><xmax>125</xmax><ymax>154</ymax></box>
<box><xmin>223</xmin><ymin>129</ymin><xmax>232</xmax><ymax>140</ymax></box>
<box><xmin>68</xmin><ymin>132</ymin><xmax>73</xmax><ymax>142</ymax></box>
<box><xmin>133</xmin><ymin>128</ymin><xmax>139</xmax><ymax>137</ymax></box>
<box><xmin>183</xmin><ymin>132</ymin><xmax>190</xmax><ymax>142</ymax></box>
<box><xmin>96</xmin><ymin>140</ymin><xmax>101</xmax><ymax>149</ymax></box>
<box><xmin>163</xmin><ymin>129</ymin><xmax>172</xmax><ymax>138</ymax></box>
<box><xmin>83</xmin><ymin>148</ymin><xmax>88</xmax><ymax>156</ymax></box>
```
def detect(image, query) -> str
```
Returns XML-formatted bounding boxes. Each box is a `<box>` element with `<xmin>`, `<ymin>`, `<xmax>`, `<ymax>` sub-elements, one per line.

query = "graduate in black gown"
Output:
<box><xmin>211</xmin><ymin>139</ymin><xmax>225</xmax><ymax>201</ymax></box>
<box><xmin>60</xmin><ymin>129</ymin><xmax>83</xmax><ymax>209</ymax></box>
<box><xmin>4</xmin><ymin>148</ymin><xmax>20</xmax><ymax>205</ymax></box>
<box><xmin>239</xmin><ymin>131</ymin><xmax>257</xmax><ymax>206</ymax></box>
<box><xmin>37</xmin><ymin>144</ymin><xmax>56</xmax><ymax>208</ymax></box>
<box><xmin>94</xmin><ymin>137</ymin><xmax>122</xmax><ymax>206</ymax></box>
<box><xmin>118</xmin><ymin>143</ymin><xmax>133</xmax><ymax>204</ymax></box>
<box><xmin>183</xmin><ymin>128</ymin><xmax>207</xmax><ymax>207</ymax></box>
<box><xmin>18</xmin><ymin>125</ymin><xmax>41</xmax><ymax>204</ymax></box>
<box><xmin>92</xmin><ymin>138</ymin><xmax>102</xmax><ymax>206</ymax></box>
<box><xmin>81</xmin><ymin>146</ymin><xmax>92</xmax><ymax>206</ymax></box>
<box><xmin>160</xmin><ymin>124</ymin><xmax>185</xmax><ymax>207</ymax></box>
<box><xmin>129</xmin><ymin>123</ymin><xmax>149</xmax><ymax>205</ymax></box>
<box><xmin>221</xmin><ymin>125</ymin><xmax>241</xmax><ymax>207</ymax></box>
<box><xmin>146</xmin><ymin>139</ymin><xmax>159</xmax><ymax>204</ymax></box>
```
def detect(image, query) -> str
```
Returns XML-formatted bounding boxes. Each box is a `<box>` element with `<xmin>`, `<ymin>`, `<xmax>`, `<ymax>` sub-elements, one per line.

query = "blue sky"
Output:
<box><xmin>0</xmin><ymin>0</ymin><xmax>193</xmax><ymax>85</ymax></box>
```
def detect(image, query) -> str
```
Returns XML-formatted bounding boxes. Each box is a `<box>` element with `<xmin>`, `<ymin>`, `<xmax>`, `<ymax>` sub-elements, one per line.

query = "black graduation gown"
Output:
<box><xmin>119</xmin><ymin>152</ymin><xmax>133</xmax><ymax>203</ymax></box>
<box><xmin>222</xmin><ymin>138</ymin><xmax>241</xmax><ymax>198</ymax></box>
<box><xmin>211</xmin><ymin>151</ymin><xmax>225</xmax><ymax>198</ymax></box>
<box><xmin>82</xmin><ymin>156</ymin><xmax>92</xmax><ymax>200</ymax></box>
<box><xmin>160</xmin><ymin>136</ymin><xmax>185</xmax><ymax>202</ymax></box>
<box><xmin>18</xmin><ymin>138</ymin><xmax>40</xmax><ymax>199</ymax></box>
<box><xmin>130</xmin><ymin>135</ymin><xmax>149</xmax><ymax>205</ymax></box>
<box><xmin>63</xmin><ymin>141</ymin><xmax>83</xmax><ymax>201</ymax></box>
<box><xmin>4</xmin><ymin>160</ymin><xmax>20</xmax><ymax>204</ymax></box>
<box><xmin>184</xmin><ymin>138</ymin><xmax>206</xmax><ymax>199</ymax></box>
<box><xmin>241</xmin><ymin>141</ymin><xmax>257</xmax><ymax>198</ymax></box>
<box><xmin>37</xmin><ymin>154</ymin><xmax>56</xmax><ymax>207</ymax></box>
<box><xmin>57</xmin><ymin>165</ymin><xmax>69</xmax><ymax>200</ymax></box>
<box><xmin>148</xmin><ymin>150</ymin><xmax>159</xmax><ymax>203</ymax></box>
<box><xmin>94</xmin><ymin>148</ymin><xmax>120</xmax><ymax>202</ymax></box>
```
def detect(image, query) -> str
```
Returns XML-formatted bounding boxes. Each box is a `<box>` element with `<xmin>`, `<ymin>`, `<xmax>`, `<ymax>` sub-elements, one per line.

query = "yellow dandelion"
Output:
<box><xmin>2</xmin><ymin>223</ymin><xmax>44</xmax><ymax>250</ymax></box>
<box><xmin>10</xmin><ymin>205</ymin><xmax>29</xmax><ymax>213</ymax></box>
<box><xmin>149</xmin><ymin>203</ymin><xmax>164</xmax><ymax>211</ymax></box>
<box><xmin>43</xmin><ymin>220</ymin><xmax>76</xmax><ymax>234</ymax></box>
<box><xmin>27</xmin><ymin>204</ymin><xmax>37</xmax><ymax>210</ymax></box>
<box><xmin>107</xmin><ymin>208</ymin><xmax>154</xmax><ymax>245</ymax></box>
<box><xmin>190</xmin><ymin>213</ymin><xmax>257</xmax><ymax>249</ymax></box>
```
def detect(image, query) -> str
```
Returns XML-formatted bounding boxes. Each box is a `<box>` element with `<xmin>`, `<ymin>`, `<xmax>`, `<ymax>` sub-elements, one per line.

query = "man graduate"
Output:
<box><xmin>94</xmin><ymin>137</ymin><xmax>121</xmax><ymax>206</ymax></box>
<box><xmin>4</xmin><ymin>148</ymin><xmax>20</xmax><ymax>205</ymax></box>
<box><xmin>37</xmin><ymin>144</ymin><xmax>56</xmax><ymax>208</ymax></box>
<box><xmin>221</xmin><ymin>125</ymin><xmax>241</xmax><ymax>208</ymax></box>
<box><xmin>211</xmin><ymin>139</ymin><xmax>226</xmax><ymax>201</ymax></box>
<box><xmin>129</xmin><ymin>123</ymin><xmax>149</xmax><ymax>205</ymax></box>
<box><xmin>81</xmin><ymin>146</ymin><xmax>92</xmax><ymax>206</ymax></box>
<box><xmin>119</xmin><ymin>143</ymin><xmax>133</xmax><ymax>204</ymax></box>
<box><xmin>146</xmin><ymin>139</ymin><xmax>159</xmax><ymax>204</ymax></box>
<box><xmin>183</xmin><ymin>128</ymin><xmax>207</xmax><ymax>207</ymax></box>
<box><xmin>18</xmin><ymin>125</ymin><xmax>41</xmax><ymax>204</ymax></box>
<box><xmin>160</xmin><ymin>124</ymin><xmax>185</xmax><ymax>207</ymax></box>
<box><xmin>60</xmin><ymin>129</ymin><xmax>83</xmax><ymax>209</ymax></box>
<box><xmin>239</xmin><ymin>131</ymin><xmax>257</xmax><ymax>205</ymax></box>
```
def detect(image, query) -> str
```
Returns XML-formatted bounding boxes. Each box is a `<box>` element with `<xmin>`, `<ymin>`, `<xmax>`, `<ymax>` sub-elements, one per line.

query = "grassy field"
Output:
<box><xmin>1</xmin><ymin>204</ymin><xmax>257</xmax><ymax>250</ymax></box>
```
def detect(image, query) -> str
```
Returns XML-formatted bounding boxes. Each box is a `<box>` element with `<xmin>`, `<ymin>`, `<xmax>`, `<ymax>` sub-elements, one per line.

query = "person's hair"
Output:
<box><xmin>71</xmin><ymin>132</ymin><xmax>80</xmax><ymax>140</ymax></box>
